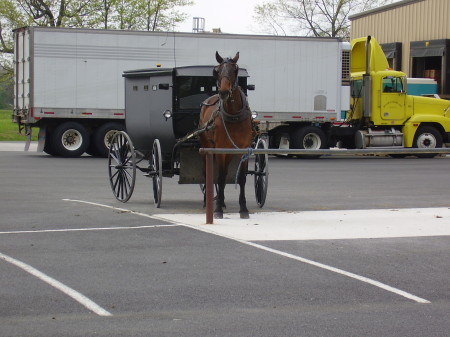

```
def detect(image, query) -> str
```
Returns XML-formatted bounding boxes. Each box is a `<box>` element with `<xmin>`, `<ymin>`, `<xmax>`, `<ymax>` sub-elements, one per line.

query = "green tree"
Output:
<box><xmin>254</xmin><ymin>0</ymin><xmax>395</xmax><ymax>39</ymax></box>
<box><xmin>0</xmin><ymin>72</ymin><xmax>12</xmax><ymax>108</ymax></box>
<box><xmin>93</xmin><ymin>0</ymin><xmax>120</xmax><ymax>29</ymax></box>
<box><xmin>112</xmin><ymin>0</ymin><xmax>190</xmax><ymax>31</ymax></box>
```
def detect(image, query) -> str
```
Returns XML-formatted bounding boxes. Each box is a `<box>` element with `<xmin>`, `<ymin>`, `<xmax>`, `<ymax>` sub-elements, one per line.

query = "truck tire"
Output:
<box><xmin>290</xmin><ymin>126</ymin><xmax>327</xmax><ymax>159</ymax></box>
<box><xmin>413</xmin><ymin>126</ymin><xmax>443</xmax><ymax>158</ymax></box>
<box><xmin>91</xmin><ymin>122</ymin><xmax>125</xmax><ymax>157</ymax></box>
<box><xmin>51</xmin><ymin>122</ymin><xmax>89</xmax><ymax>157</ymax></box>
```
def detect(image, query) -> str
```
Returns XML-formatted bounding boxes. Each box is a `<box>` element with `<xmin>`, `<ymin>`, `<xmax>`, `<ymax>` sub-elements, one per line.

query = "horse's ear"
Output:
<box><xmin>215</xmin><ymin>51</ymin><xmax>223</xmax><ymax>64</ymax></box>
<box><xmin>232</xmin><ymin>52</ymin><xmax>239</xmax><ymax>63</ymax></box>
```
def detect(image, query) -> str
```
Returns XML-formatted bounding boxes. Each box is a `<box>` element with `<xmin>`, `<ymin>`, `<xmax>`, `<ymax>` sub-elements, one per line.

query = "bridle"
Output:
<box><xmin>214</xmin><ymin>59</ymin><xmax>239</xmax><ymax>101</ymax></box>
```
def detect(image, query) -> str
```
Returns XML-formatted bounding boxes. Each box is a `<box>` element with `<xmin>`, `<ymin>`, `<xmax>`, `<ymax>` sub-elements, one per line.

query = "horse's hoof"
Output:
<box><xmin>240</xmin><ymin>212</ymin><xmax>250</xmax><ymax>219</ymax></box>
<box><xmin>214</xmin><ymin>212</ymin><xmax>223</xmax><ymax>219</ymax></box>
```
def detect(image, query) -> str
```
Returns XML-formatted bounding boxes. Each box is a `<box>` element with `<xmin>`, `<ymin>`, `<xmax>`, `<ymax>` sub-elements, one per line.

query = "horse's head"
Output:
<box><xmin>214</xmin><ymin>51</ymin><xmax>239</xmax><ymax>101</ymax></box>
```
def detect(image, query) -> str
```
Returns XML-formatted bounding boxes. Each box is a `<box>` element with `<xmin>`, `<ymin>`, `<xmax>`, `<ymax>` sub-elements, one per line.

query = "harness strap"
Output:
<box><xmin>219</xmin><ymin>89</ymin><xmax>252</xmax><ymax>123</ymax></box>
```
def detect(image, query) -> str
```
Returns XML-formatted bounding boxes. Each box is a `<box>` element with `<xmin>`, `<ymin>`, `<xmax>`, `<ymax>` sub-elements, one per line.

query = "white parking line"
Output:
<box><xmin>0</xmin><ymin>252</ymin><xmax>112</xmax><ymax>316</ymax></box>
<box><xmin>63</xmin><ymin>199</ymin><xmax>432</xmax><ymax>304</ymax></box>
<box><xmin>62</xmin><ymin>199</ymin><xmax>178</xmax><ymax>221</ymax></box>
<box><xmin>170</xmin><ymin>219</ymin><xmax>432</xmax><ymax>304</ymax></box>
<box><xmin>0</xmin><ymin>224</ymin><xmax>179</xmax><ymax>235</ymax></box>
<box><xmin>243</xmin><ymin>241</ymin><xmax>431</xmax><ymax>304</ymax></box>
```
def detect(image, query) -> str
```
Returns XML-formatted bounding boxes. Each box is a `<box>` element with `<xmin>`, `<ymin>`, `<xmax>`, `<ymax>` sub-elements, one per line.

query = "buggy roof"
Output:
<box><xmin>123</xmin><ymin>65</ymin><xmax>249</xmax><ymax>78</ymax></box>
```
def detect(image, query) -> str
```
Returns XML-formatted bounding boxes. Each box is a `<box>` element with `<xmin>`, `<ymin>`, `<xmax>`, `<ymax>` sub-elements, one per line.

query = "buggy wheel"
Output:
<box><xmin>108</xmin><ymin>131</ymin><xmax>136</xmax><ymax>202</ymax></box>
<box><xmin>254</xmin><ymin>138</ymin><xmax>269</xmax><ymax>208</ymax></box>
<box><xmin>151</xmin><ymin>139</ymin><xmax>163</xmax><ymax>208</ymax></box>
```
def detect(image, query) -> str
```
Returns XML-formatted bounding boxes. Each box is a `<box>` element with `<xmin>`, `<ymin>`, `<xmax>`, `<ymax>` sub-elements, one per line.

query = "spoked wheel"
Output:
<box><xmin>150</xmin><ymin>139</ymin><xmax>163</xmax><ymax>208</ymax></box>
<box><xmin>108</xmin><ymin>131</ymin><xmax>136</xmax><ymax>202</ymax></box>
<box><xmin>254</xmin><ymin>138</ymin><xmax>269</xmax><ymax>207</ymax></box>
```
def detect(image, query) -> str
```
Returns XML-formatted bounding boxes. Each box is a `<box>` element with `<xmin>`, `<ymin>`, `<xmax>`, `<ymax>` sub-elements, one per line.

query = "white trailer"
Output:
<box><xmin>13</xmin><ymin>26</ymin><xmax>350</xmax><ymax>157</ymax></box>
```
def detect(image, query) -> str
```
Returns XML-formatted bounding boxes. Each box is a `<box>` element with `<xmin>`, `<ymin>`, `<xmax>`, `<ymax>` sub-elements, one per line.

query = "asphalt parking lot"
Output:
<box><xmin>1</xmin><ymin>144</ymin><xmax>450</xmax><ymax>336</ymax></box>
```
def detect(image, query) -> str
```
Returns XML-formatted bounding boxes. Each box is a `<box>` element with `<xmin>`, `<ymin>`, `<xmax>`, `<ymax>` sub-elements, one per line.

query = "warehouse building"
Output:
<box><xmin>350</xmin><ymin>0</ymin><xmax>450</xmax><ymax>97</ymax></box>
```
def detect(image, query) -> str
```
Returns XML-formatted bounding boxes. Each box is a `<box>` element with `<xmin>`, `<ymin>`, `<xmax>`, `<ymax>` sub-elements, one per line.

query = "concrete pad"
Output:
<box><xmin>0</xmin><ymin>141</ymin><xmax>37</xmax><ymax>152</ymax></box>
<box><xmin>158</xmin><ymin>207</ymin><xmax>450</xmax><ymax>241</ymax></box>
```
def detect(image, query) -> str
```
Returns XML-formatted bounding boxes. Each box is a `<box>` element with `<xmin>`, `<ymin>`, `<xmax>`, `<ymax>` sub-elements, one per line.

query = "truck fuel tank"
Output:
<box><xmin>355</xmin><ymin>128</ymin><xmax>404</xmax><ymax>148</ymax></box>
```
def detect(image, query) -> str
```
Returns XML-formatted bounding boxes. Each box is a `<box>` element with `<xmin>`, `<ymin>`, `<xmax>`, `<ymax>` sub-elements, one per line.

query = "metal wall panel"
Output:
<box><xmin>350</xmin><ymin>0</ymin><xmax>450</xmax><ymax>75</ymax></box>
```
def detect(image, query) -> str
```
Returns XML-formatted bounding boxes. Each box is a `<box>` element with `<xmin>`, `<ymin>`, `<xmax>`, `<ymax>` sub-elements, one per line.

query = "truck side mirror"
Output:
<box><xmin>246</xmin><ymin>84</ymin><xmax>255</xmax><ymax>90</ymax></box>
<box><xmin>158</xmin><ymin>83</ymin><xmax>170</xmax><ymax>90</ymax></box>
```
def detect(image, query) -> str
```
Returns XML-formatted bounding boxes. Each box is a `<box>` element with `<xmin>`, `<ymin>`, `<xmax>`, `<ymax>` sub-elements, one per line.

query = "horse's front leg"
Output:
<box><xmin>238</xmin><ymin>161</ymin><xmax>249</xmax><ymax>219</ymax></box>
<box><xmin>214</xmin><ymin>171</ymin><xmax>226</xmax><ymax>219</ymax></box>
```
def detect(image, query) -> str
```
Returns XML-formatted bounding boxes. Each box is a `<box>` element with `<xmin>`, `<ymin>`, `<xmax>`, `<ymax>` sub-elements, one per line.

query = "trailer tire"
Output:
<box><xmin>52</xmin><ymin>122</ymin><xmax>89</xmax><ymax>157</ymax></box>
<box><xmin>290</xmin><ymin>126</ymin><xmax>327</xmax><ymax>159</ymax></box>
<box><xmin>43</xmin><ymin>129</ymin><xmax>57</xmax><ymax>155</ymax></box>
<box><xmin>91</xmin><ymin>122</ymin><xmax>125</xmax><ymax>157</ymax></box>
<box><xmin>413</xmin><ymin>126</ymin><xmax>443</xmax><ymax>158</ymax></box>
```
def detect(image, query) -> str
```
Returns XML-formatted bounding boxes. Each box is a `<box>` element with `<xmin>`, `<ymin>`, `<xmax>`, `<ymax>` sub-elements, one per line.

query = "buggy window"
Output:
<box><xmin>176</xmin><ymin>76</ymin><xmax>217</xmax><ymax>110</ymax></box>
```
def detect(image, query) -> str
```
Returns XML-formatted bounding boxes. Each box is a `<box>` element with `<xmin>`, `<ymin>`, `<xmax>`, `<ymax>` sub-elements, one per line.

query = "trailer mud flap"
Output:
<box><xmin>36</xmin><ymin>127</ymin><xmax>46</xmax><ymax>152</ymax></box>
<box><xmin>24</xmin><ymin>125</ymin><xmax>32</xmax><ymax>152</ymax></box>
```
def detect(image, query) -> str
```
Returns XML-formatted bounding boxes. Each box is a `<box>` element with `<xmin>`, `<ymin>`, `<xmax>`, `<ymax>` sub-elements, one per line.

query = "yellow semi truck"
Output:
<box><xmin>332</xmin><ymin>36</ymin><xmax>450</xmax><ymax>157</ymax></box>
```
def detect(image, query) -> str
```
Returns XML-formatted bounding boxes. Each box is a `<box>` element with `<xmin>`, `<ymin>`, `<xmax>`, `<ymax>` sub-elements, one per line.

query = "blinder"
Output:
<box><xmin>214</xmin><ymin>58</ymin><xmax>240</xmax><ymax>92</ymax></box>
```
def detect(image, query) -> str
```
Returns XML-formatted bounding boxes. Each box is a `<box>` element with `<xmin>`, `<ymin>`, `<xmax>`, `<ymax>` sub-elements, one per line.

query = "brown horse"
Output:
<box><xmin>199</xmin><ymin>52</ymin><xmax>254</xmax><ymax>219</ymax></box>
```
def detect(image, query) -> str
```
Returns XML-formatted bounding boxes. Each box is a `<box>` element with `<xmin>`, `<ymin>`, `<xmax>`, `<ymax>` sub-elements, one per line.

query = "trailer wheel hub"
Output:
<box><xmin>62</xmin><ymin>129</ymin><xmax>82</xmax><ymax>150</ymax></box>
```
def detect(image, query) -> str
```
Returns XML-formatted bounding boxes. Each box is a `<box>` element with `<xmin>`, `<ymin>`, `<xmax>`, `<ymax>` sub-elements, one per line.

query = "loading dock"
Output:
<box><xmin>410</xmin><ymin>39</ymin><xmax>450</xmax><ymax>97</ymax></box>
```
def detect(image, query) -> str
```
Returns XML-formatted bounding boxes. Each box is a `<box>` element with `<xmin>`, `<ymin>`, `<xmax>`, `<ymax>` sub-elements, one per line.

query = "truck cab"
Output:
<box><xmin>348</xmin><ymin>36</ymin><xmax>450</xmax><ymax>153</ymax></box>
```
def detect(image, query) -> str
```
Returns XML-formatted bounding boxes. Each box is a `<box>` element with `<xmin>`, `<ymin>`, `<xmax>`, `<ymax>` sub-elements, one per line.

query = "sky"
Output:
<box><xmin>175</xmin><ymin>0</ymin><xmax>402</xmax><ymax>35</ymax></box>
<box><xmin>175</xmin><ymin>0</ymin><xmax>267</xmax><ymax>35</ymax></box>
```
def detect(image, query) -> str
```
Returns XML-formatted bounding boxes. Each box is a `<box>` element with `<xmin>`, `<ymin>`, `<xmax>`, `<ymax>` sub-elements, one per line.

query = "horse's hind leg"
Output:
<box><xmin>238</xmin><ymin>161</ymin><xmax>249</xmax><ymax>219</ymax></box>
<box><xmin>202</xmin><ymin>184</ymin><xmax>224</xmax><ymax>209</ymax></box>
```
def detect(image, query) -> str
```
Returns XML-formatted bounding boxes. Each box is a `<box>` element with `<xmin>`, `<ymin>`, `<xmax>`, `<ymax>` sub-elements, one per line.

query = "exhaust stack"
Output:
<box><xmin>365</xmin><ymin>36</ymin><xmax>371</xmax><ymax>75</ymax></box>
<box><xmin>362</xmin><ymin>36</ymin><xmax>372</xmax><ymax>118</ymax></box>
